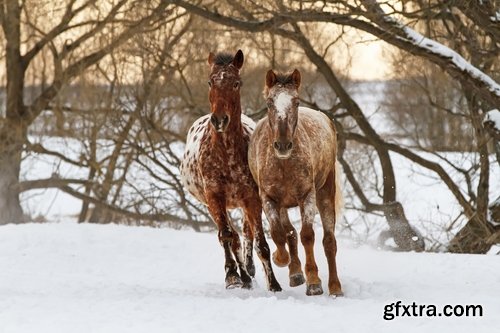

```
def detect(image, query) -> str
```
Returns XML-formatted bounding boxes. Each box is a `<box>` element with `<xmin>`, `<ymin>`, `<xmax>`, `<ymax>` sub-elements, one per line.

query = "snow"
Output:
<box><xmin>1</xmin><ymin>223</ymin><xmax>499</xmax><ymax>333</ymax></box>
<box><xmin>491</xmin><ymin>11</ymin><xmax>500</xmax><ymax>22</ymax></box>
<box><xmin>485</xmin><ymin>109</ymin><xmax>500</xmax><ymax>131</ymax></box>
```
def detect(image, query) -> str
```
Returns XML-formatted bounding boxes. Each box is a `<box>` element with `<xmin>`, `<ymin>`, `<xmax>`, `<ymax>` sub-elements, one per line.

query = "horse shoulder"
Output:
<box><xmin>298</xmin><ymin>108</ymin><xmax>337</xmax><ymax>187</ymax></box>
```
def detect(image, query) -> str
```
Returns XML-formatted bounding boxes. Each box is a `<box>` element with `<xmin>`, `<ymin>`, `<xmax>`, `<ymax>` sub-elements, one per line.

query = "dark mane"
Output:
<box><xmin>213</xmin><ymin>53</ymin><xmax>234</xmax><ymax>66</ymax></box>
<box><xmin>275</xmin><ymin>73</ymin><xmax>294</xmax><ymax>85</ymax></box>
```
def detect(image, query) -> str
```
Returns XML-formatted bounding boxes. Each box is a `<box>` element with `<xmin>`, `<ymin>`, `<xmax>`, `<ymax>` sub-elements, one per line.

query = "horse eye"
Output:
<box><xmin>233</xmin><ymin>81</ymin><xmax>240</xmax><ymax>89</ymax></box>
<box><xmin>208</xmin><ymin>81</ymin><xmax>212</xmax><ymax>87</ymax></box>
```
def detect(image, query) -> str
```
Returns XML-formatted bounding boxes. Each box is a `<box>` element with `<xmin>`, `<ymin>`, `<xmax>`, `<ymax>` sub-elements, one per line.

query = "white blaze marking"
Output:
<box><xmin>274</xmin><ymin>92</ymin><xmax>292</xmax><ymax>119</ymax></box>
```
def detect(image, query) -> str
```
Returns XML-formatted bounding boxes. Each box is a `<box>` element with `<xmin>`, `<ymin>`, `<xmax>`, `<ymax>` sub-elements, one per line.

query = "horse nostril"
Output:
<box><xmin>286</xmin><ymin>142</ymin><xmax>293</xmax><ymax>150</ymax></box>
<box><xmin>273</xmin><ymin>142</ymin><xmax>280</xmax><ymax>150</ymax></box>
<box><xmin>210</xmin><ymin>114</ymin><xmax>217</xmax><ymax>126</ymax></box>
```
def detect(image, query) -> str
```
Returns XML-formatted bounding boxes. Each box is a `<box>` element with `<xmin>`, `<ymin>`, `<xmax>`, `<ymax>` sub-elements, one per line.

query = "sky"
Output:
<box><xmin>349</xmin><ymin>41</ymin><xmax>392</xmax><ymax>80</ymax></box>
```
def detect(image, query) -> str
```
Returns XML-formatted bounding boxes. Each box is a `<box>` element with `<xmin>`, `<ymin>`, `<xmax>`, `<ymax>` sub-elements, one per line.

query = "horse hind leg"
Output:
<box><xmin>242</xmin><ymin>218</ymin><xmax>255</xmax><ymax>277</ymax></box>
<box><xmin>316</xmin><ymin>171</ymin><xmax>343</xmax><ymax>297</ymax></box>
<box><xmin>280</xmin><ymin>208</ymin><xmax>305</xmax><ymax>287</ymax></box>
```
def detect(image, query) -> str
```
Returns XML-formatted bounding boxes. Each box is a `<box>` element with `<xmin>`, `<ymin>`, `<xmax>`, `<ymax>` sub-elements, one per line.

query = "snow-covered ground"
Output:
<box><xmin>1</xmin><ymin>223</ymin><xmax>499</xmax><ymax>333</ymax></box>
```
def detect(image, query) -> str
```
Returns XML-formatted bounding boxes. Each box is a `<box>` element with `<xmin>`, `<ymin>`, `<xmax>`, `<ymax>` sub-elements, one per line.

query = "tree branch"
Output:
<box><xmin>344</xmin><ymin>131</ymin><xmax>475</xmax><ymax>218</ymax></box>
<box><xmin>25</xmin><ymin>1</ymin><xmax>170</xmax><ymax>124</ymax></box>
<box><xmin>20</xmin><ymin>179</ymin><xmax>212</xmax><ymax>229</ymax></box>
<box><xmin>169</xmin><ymin>0</ymin><xmax>500</xmax><ymax>108</ymax></box>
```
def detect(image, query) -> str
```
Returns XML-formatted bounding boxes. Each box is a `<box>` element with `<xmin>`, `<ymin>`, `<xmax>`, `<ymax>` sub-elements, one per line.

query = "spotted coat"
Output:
<box><xmin>180</xmin><ymin>113</ymin><xmax>256</xmax><ymax>208</ymax></box>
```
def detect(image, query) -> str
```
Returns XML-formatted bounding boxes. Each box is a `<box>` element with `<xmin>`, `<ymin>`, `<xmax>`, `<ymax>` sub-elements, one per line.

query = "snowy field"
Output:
<box><xmin>1</xmin><ymin>223</ymin><xmax>499</xmax><ymax>333</ymax></box>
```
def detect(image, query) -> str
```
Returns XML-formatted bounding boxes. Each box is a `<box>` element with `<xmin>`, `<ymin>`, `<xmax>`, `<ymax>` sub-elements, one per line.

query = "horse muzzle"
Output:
<box><xmin>273</xmin><ymin>141</ymin><xmax>293</xmax><ymax>159</ymax></box>
<box><xmin>210</xmin><ymin>114</ymin><xmax>230</xmax><ymax>133</ymax></box>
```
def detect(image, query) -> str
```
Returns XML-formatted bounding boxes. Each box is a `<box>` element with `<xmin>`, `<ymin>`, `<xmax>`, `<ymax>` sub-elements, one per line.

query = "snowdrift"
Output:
<box><xmin>1</xmin><ymin>223</ymin><xmax>498</xmax><ymax>332</ymax></box>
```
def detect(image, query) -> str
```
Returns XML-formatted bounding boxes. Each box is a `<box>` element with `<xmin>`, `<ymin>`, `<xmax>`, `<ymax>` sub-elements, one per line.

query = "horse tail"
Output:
<box><xmin>334</xmin><ymin>159</ymin><xmax>344</xmax><ymax>221</ymax></box>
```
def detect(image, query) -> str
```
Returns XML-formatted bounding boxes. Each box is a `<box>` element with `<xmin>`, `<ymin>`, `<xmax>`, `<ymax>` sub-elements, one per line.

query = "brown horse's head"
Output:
<box><xmin>207</xmin><ymin>50</ymin><xmax>244</xmax><ymax>133</ymax></box>
<box><xmin>264</xmin><ymin>69</ymin><xmax>301</xmax><ymax>159</ymax></box>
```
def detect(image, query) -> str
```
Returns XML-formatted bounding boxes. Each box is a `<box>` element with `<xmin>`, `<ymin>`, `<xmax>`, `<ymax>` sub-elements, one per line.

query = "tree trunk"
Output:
<box><xmin>0</xmin><ymin>0</ymin><xmax>25</xmax><ymax>224</ymax></box>
<box><xmin>0</xmin><ymin>123</ymin><xmax>25</xmax><ymax>224</ymax></box>
<box><xmin>448</xmin><ymin>216</ymin><xmax>496</xmax><ymax>254</ymax></box>
<box><xmin>448</xmin><ymin>89</ymin><xmax>494</xmax><ymax>253</ymax></box>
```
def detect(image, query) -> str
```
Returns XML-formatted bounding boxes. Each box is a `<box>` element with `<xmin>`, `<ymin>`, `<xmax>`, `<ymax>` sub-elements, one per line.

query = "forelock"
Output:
<box><xmin>275</xmin><ymin>73</ymin><xmax>294</xmax><ymax>85</ymax></box>
<box><xmin>213</xmin><ymin>53</ymin><xmax>235</xmax><ymax>66</ymax></box>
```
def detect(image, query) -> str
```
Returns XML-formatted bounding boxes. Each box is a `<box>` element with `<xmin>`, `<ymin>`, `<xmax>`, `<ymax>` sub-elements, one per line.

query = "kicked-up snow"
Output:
<box><xmin>0</xmin><ymin>223</ymin><xmax>499</xmax><ymax>333</ymax></box>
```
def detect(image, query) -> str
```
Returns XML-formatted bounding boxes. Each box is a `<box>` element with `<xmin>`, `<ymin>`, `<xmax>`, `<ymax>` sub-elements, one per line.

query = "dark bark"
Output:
<box><xmin>0</xmin><ymin>0</ymin><xmax>25</xmax><ymax>223</ymax></box>
<box><xmin>78</xmin><ymin>127</ymin><xmax>98</xmax><ymax>223</ymax></box>
<box><xmin>0</xmin><ymin>123</ymin><xmax>25</xmax><ymax>224</ymax></box>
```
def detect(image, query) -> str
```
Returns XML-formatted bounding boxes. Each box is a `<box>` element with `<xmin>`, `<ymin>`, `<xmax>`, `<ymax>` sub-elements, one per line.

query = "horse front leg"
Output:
<box><xmin>262</xmin><ymin>196</ymin><xmax>289</xmax><ymax>268</ymax></box>
<box><xmin>300</xmin><ymin>191</ymin><xmax>323</xmax><ymax>296</ymax></box>
<box><xmin>206</xmin><ymin>194</ymin><xmax>242</xmax><ymax>289</ymax></box>
<box><xmin>279</xmin><ymin>208</ymin><xmax>305</xmax><ymax>287</ymax></box>
<box><xmin>316</xmin><ymin>171</ymin><xmax>343</xmax><ymax>296</ymax></box>
<box><xmin>228</xmin><ymin>215</ymin><xmax>253</xmax><ymax>289</ymax></box>
<box><xmin>245</xmin><ymin>197</ymin><xmax>282</xmax><ymax>292</ymax></box>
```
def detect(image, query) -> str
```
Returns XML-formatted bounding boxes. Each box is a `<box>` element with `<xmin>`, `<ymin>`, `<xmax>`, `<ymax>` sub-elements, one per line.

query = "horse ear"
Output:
<box><xmin>291</xmin><ymin>69</ymin><xmax>301</xmax><ymax>88</ymax></box>
<box><xmin>208</xmin><ymin>52</ymin><xmax>215</xmax><ymax>66</ymax></box>
<box><xmin>233</xmin><ymin>50</ymin><xmax>244</xmax><ymax>69</ymax></box>
<box><xmin>266</xmin><ymin>70</ymin><xmax>277</xmax><ymax>88</ymax></box>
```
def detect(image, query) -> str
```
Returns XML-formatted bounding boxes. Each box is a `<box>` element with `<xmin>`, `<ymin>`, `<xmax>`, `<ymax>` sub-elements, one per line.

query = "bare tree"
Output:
<box><xmin>0</xmin><ymin>0</ymin><xmax>173</xmax><ymax>223</ymax></box>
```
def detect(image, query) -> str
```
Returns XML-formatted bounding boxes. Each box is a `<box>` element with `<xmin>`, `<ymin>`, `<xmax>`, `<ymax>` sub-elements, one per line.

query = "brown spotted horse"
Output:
<box><xmin>180</xmin><ymin>50</ymin><xmax>281</xmax><ymax>292</ymax></box>
<box><xmin>248</xmin><ymin>69</ymin><xmax>343</xmax><ymax>296</ymax></box>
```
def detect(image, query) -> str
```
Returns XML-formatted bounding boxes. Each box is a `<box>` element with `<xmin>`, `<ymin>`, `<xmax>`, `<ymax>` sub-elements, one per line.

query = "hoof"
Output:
<box><xmin>329</xmin><ymin>290</ymin><xmax>344</xmax><ymax>297</ymax></box>
<box><xmin>289</xmin><ymin>273</ymin><xmax>305</xmax><ymax>287</ymax></box>
<box><xmin>272</xmin><ymin>250</ymin><xmax>290</xmax><ymax>267</ymax></box>
<box><xmin>306</xmin><ymin>283</ymin><xmax>324</xmax><ymax>296</ymax></box>
<box><xmin>225</xmin><ymin>275</ymin><xmax>243</xmax><ymax>289</ymax></box>
<box><xmin>242</xmin><ymin>280</ymin><xmax>253</xmax><ymax>290</ymax></box>
<box><xmin>269</xmin><ymin>280</ymin><xmax>282</xmax><ymax>292</ymax></box>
